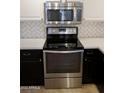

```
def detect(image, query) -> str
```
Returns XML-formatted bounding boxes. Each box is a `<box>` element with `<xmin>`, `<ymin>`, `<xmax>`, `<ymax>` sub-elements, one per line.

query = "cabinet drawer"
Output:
<box><xmin>20</xmin><ymin>50</ymin><xmax>42</xmax><ymax>59</ymax></box>
<box><xmin>84</xmin><ymin>49</ymin><xmax>99</xmax><ymax>57</ymax></box>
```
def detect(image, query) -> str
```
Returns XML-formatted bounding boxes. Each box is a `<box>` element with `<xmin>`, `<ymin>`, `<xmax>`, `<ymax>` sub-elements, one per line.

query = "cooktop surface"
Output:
<box><xmin>43</xmin><ymin>39</ymin><xmax>84</xmax><ymax>51</ymax></box>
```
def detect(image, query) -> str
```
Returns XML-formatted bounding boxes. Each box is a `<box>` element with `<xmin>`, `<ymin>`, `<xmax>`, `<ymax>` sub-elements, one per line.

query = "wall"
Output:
<box><xmin>20</xmin><ymin>0</ymin><xmax>44</xmax><ymax>19</ymax></box>
<box><xmin>83</xmin><ymin>0</ymin><xmax>104</xmax><ymax>20</ymax></box>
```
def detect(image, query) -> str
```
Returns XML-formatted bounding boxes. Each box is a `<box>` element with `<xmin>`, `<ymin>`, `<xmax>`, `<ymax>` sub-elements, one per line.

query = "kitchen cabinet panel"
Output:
<box><xmin>20</xmin><ymin>50</ymin><xmax>42</xmax><ymax>59</ymax></box>
<box><xmin>20</xmin><ymin>61</ymin><xmax>44</xmax><ymax>86</ymax></box>
<box><xmin>82</xmin><ymin>49</ymin><xmax>104</xmax><ymax>84</ymax></box>
<box><xmin>20</xmin><ymin>50</ymin><xmax>44</xmax><ymax>86</ymax></box>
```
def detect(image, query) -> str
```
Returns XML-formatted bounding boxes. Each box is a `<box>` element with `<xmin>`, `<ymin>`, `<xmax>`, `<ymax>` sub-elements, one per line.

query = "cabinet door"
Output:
<box><xmin>20</xmin><ymin>49</ymin><xmax>44</xmax><ymax>86</ymax></box>
<box><xmin>83</xmin><ymin>57</ymin><xmax>97</xmax><ymax>83</ymax></box>
<box><xmin>20</xmin><ymin>0</ymin><xmax>44</xmax><ymax>19</ymax></box>
<box><xmin>20</xmin><ymin>60</ymin><xmax>44</xmax><ymax>86</ymax></box>
<box><xmin>96</xmin><ymin>52</ymin><xmax>104</xmax><ymax>84</ymax></box>
<box><xmin>83</xmin><ymin>0</ymin><xmax>104</xmax><ymax>20</ymax></box>
<box><xmin>82</xmin><ymin>49</ymin><xmax>104</xmax><ymax>84</ymax></box>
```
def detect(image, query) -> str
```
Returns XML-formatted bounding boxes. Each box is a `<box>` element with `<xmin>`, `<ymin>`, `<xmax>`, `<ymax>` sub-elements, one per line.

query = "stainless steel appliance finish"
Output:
<box><xmin>43</xmin><ymin>27</ymin><xmax>84</xmax><ymax>89</ymax></box>
<box><xmin>47</xmin><ymin>27</ymin><xmax>77</xmax><ymax>34</ymax></box>
<box><xmin>45</xmin><ymin>78</ymin><xmax>82</xmax><ymax>89</ymax></box>
<box><xmin>43</xmin><ymin>50</ymin><xmax>83</xmax><ymax>89</ymax></box>
<box><xmin>43</xmin><ymin>50</ymin><xmax>83</xmax><ymax>78</ymax></box>
<box><xmin>44</xmin><ymin>1</ymin><xmax>83</xmax><ymax>25</ymax></box>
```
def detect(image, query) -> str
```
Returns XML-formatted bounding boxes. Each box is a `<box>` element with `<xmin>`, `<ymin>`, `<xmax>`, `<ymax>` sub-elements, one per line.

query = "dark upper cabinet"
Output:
<box><xmin>82</xmin><ymin>49</ymin><xmax>104</xmax><ymax>84</ymax></box>
<box><xmin>20</xmin><ymin>49</ymin><xmax>44</xmax><ymax>86</ymax></box>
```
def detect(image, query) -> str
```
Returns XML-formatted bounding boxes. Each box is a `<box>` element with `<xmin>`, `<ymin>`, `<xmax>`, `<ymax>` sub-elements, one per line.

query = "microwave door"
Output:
<box><xmin>47</xmin><ymin>10</ymin><xmax>61</xmax><ymax>21</ymax></box>
<box><xmin>62</xmin><ymin>10</ymin><xmax>73</xmax><ymax>21</ymax></box>
<box><xmin>64</xmin><ymin>10</ymin><xmax>73</xmax><ymax>21</ymax></box>
<box><xmin>47</xmin><ymin>9</ymin><xmax>73</xmax><ymax>21</ymax></box>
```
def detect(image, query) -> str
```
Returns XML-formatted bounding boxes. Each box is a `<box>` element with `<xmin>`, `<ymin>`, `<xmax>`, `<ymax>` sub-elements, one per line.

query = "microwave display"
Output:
<box><xmin>47</xmin><ymin>9</ymin><xmax>73</xmax><ymax>21</ymax></box>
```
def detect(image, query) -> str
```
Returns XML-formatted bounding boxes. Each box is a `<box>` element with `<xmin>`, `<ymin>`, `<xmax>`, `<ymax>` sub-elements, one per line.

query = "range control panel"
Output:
<box><xmin>47</xmin><ymin>27</ymin><xmax>78</xmax><ymax>35</ymax></box>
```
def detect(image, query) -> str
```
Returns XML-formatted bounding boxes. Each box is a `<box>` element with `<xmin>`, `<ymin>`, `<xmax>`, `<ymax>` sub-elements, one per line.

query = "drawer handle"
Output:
<box><xmin>86</xmin><ymin>52</ymin><xmax>93</xmax><ymax>55</ymax></box>
<box><xmin>84</xmin><ymin>59</ymin><xmax>87</xmax><ymax>61</ymax></box>
<box><xmin>84</xmin><ymin>59</ymin><xmax>92</xmax><ymax>62</ymax></box>
<box><xmin>40</xmin><ymin>59</ymin><xmax>42</xmax><ymax>62</ymax></box>
<box><xmin>23</xmin><ymin>53</ymin><xmax>31</xmax><ymax>56</ymax></box>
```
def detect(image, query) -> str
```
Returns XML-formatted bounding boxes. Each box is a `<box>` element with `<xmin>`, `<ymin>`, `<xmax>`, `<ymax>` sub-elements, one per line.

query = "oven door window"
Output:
<box><xmin>45</xmin><ymin>52</ymin><xmax>81</xmax><ymax>73</ymax></box>
<box><xmin>47</xmin><ymin>9</ymin><xmax>73</xmax><ymax>21</ymax></box>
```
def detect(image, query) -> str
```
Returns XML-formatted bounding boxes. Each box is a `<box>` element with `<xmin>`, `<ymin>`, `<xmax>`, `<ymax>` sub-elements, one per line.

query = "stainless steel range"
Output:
<box><xmin>43</xmin><ymin>27</ymin><xmax>84</xmax><ymax>88</ymax></box>
<box><xmin>43</xmin><ymin>1</ymin><xmax>83</xmax><ymax>89</ymax></box>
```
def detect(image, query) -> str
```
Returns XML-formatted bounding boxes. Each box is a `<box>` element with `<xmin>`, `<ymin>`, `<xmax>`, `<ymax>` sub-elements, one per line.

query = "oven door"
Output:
<box><xmin>43</xmin><ymin>50</ymin><xmax>83</xmax><ymax>78</ymax></box>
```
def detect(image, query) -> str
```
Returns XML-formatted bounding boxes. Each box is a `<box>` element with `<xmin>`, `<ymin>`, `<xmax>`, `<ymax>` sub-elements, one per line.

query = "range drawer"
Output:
<box><xmin>20</xmin><ymin>50</ymin><xmax>42</xmax><ymax>59</ymax></box>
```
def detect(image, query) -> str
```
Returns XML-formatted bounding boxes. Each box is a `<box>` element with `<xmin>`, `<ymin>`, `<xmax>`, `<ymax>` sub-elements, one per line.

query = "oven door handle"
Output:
<box><xmin>43</xmin><ymin>50</ymin><xmax>83</xmax><ymax>53</ymax></box>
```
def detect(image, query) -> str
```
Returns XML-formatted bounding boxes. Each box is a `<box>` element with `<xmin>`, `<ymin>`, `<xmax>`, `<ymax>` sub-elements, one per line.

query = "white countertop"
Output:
<box><xmin>20</xmin><ymin>38</ymin><xmax>104</xmax><ymax>52</ymax></box>
<box><xmin>79</xmin><ymin>38</ymin><xmax>104</xmax><ymax>52</ymax></box>
<box><xmin>20</xmin><ymin>39</ymin><xmax>46</xmax><ymax>49</ymax></box>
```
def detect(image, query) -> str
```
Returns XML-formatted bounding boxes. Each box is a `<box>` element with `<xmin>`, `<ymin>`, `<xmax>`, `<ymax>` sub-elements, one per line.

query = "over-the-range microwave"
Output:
<box><xmin>44</xmin><ymin>1</ymin><xmax>83</xmax><ymax>25</ymax></box>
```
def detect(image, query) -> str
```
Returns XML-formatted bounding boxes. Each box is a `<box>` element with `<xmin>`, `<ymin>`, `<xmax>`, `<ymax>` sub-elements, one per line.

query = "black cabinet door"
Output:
<box><xmin>82</xmin><ymin>49</ymin><xmax>104</xmax><ymax>84</ymax></box>
<box><xmin>20</xmin><ymin>60</ymin><xmax>44</xmax><ymax>86</ymax></box>
<box><xmin>96</xmin><ymin>56</ymin><xmax>104</xmax><ymax>84</ymax></box>
<box><xmin>83</xmin><ymin>57</ymin><xmax>97</xmax><ymax>83</ymax></box>
<box><xmin>20</xmin><ymin>50</ymin><xmax>44</xmax><ymax>86</ymax></box>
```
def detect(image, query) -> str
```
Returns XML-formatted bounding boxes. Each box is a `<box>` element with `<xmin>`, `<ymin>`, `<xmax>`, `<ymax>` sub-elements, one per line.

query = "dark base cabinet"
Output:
<box><xmin>82</xmin><ymin>49</ymin><xmax>104</xmax><ymax>84</ymax></box>
<box><xmin>20</xmin><ymin>50</ymin><xmax>44</xmax><ymax>86</ymax></box>
<box><xmin>83</xmin><ymin>58</ymin><xmax>97</xmax><ymax>83</ymax></box>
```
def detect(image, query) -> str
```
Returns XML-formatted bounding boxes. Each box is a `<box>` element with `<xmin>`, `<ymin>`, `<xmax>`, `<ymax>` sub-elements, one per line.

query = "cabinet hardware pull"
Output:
<box><xmin>40</xmin><ymin>59</ymin><xmax>42</xmax><ymax>62</ymax></box>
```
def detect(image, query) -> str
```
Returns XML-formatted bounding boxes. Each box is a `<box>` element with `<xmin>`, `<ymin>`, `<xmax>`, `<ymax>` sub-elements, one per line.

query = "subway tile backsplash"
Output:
<box><xmin>20</xmin><ymin>20</ymin><xmax>104</xmax><ymax>39</ymax></box>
